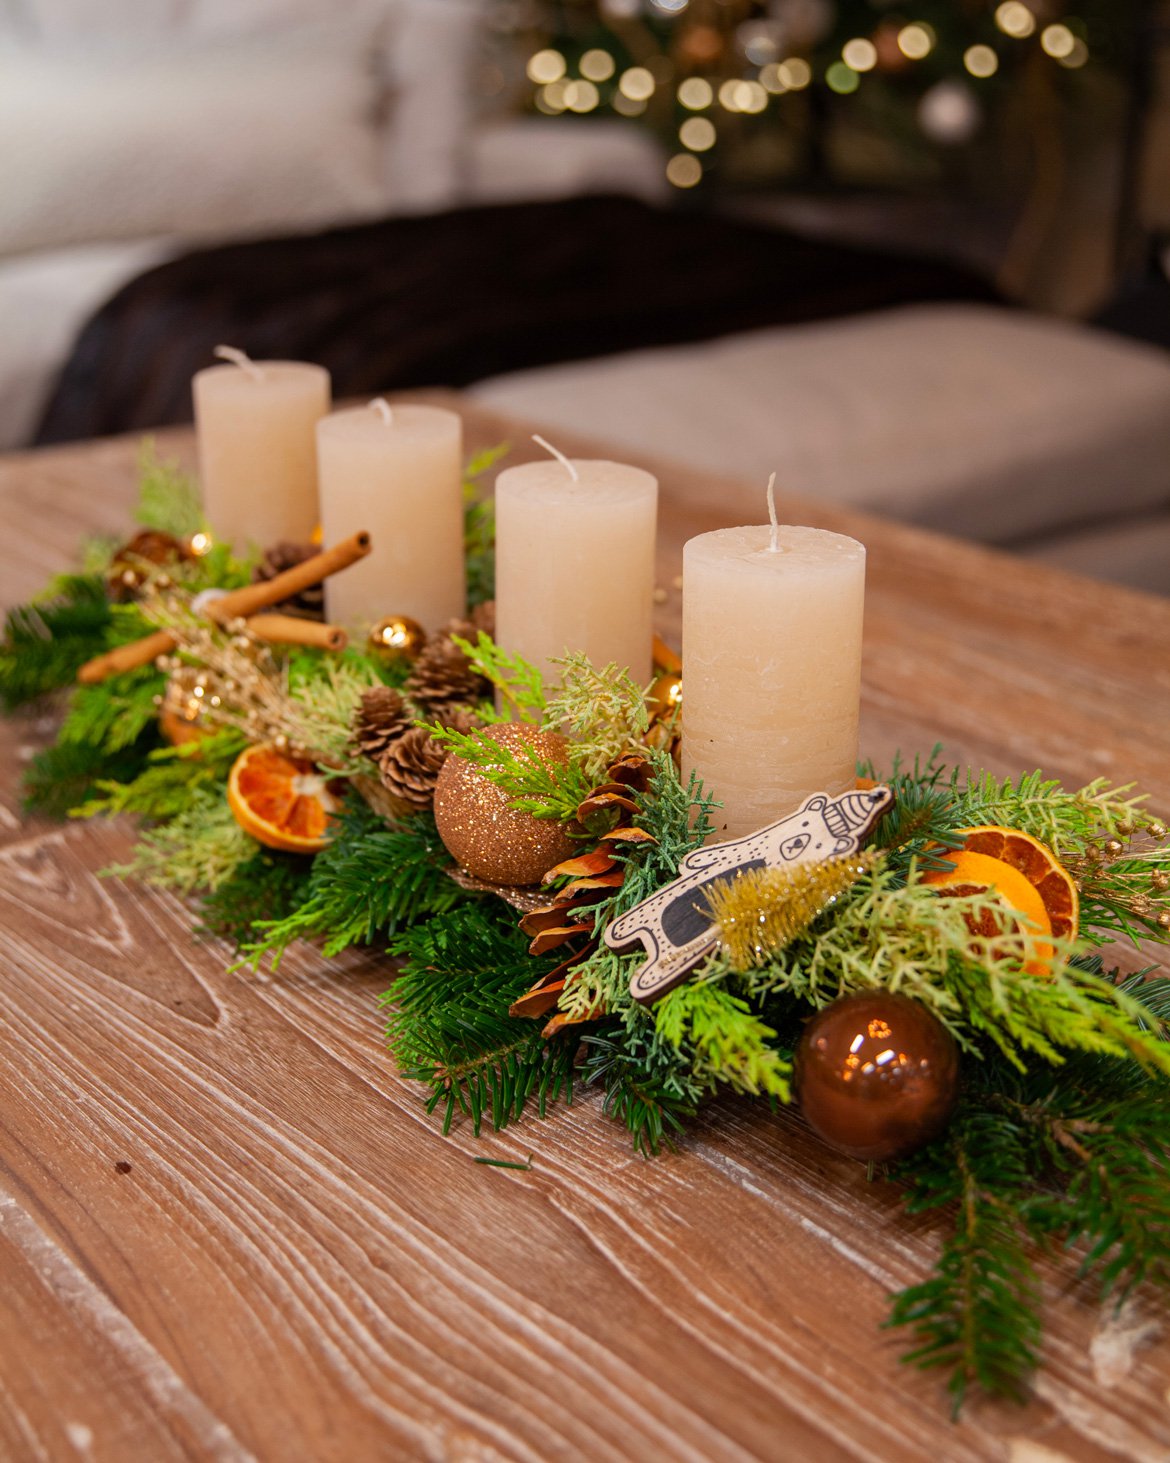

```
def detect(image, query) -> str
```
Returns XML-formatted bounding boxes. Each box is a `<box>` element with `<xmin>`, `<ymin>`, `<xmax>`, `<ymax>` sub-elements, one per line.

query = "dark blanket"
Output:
<box><xmin>35</xmin><ymin>194</ymin><xmax>999</xmax><ymax>445</ymax></box>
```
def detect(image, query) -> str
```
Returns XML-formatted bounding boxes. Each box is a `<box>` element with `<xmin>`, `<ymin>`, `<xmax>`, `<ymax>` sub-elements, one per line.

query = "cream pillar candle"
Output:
<box><xmin>192</xmin><ymin>348</ymin><xmax>330</xmax><ymax>548</ymax></box>
<box><xmin>495</xmin><ymin>445</ymin><xmax>658</xmax><ymax>687</ymax></box>
<box><xmin>681</xmin><ymin>515</ymin><xmax>866</xmax><ymax>841</ymax></box>
<box><xmin>317</xmin><ymin>401</ymin><xmax>465</xmax><ymax>633</ymax></box>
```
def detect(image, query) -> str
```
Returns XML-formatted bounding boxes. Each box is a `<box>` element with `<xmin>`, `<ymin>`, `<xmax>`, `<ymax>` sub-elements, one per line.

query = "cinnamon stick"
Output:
<box><xmin>76</xmin><ymin>531</ymin><xmax>370</xmax><ymax>683</ymax></box>
<box><xmin>245</xmin><ymin>615</ymin><xmax>348</xmax><ymax>652</ymax></box>
<box><xmin>206</xmin><ymin>532</ymin><xmax>371</xmax><ymax>624</ymax></box>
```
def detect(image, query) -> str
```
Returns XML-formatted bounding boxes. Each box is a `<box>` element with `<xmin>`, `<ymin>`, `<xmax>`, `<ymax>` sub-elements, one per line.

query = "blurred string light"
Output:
<box><xmin>841</xmin><ymin>37</ymin><xmax>877</xmax><ymax>72</ymax></box>
<box><xmin>718</xmin><ymin>77</ymin><xmax>768</xmax><ymax>113</ymax></box>
<box><xmin>619</xmin><ymin>66</ymin><xmax>656</xmax><ymax>101</ymax></box>
<box><xmin>613</xmin><ymin>92</ymin><xmax>647</xmax><ymax>115</ymax></box>
<box><xmin>778</xmin><ymin>58</ymin><xmax>811</xmax><ymax>89</ymax></box>
<box><xmin>760</xmin><ymin>62</ymin><xmax>787</xmax><ymax>94</ymax></box>
<box><xmin>580</xmin><ymin>49</ymin><xmax>615</xmax><ymax>82</ymax></box>
<box><xmin>678</xmin><ymin>76</ymin><xmax>713</xmax><ymax>109</ymax></box>
<box><xmin>679</xmin><ymin>116</ymin><xmax>717</xmax><ymax>151</ymax></box>
<box><xmin>666</xmin><ymin>153</ymin><xmax>703</xmax><ymax>187</ymax></box>
<box><xmin>527</xmin><ymin>49</ymin><xmax>565</xmax><ymax>85</ymax></box>
<box><xmin>564</xmin><ymin>79</ymin><xmax>600</xmax><ymax>112</ymax></box>
<box><xmin>651</xmin><ymin>0</ymin><xmax>689</xmax><ymax>12</ymax></box>
<box><xmin>1059</xmin><ymin>37</ymin><xmax>1089</xmax><ymax>68</ymax></box>
<box><xmin>995</xmin><ymin>2</ymin><xmax>1036</xmax><ymax>39</ymax></box>
<box><xmin>535</xmin><ymin>80</ymin><xmax>566</xmax><ymax>113</ymax></box>
<box><xmin>964</xmin><ymin>44</ymin><xmax>999</xmax><ymax>78</ymax></box>
<box><xmin>1041</xmin><ymin>23</ymin><xmax>1076</xmax><ymax>59</ymax></box>
<box><xmin>825</xmin><ymin>61</ymin><xmax>859</xmax><ymax>94</ymax></box>
<box><xmin>897</xmin><ymin>24</ymin><xmax>935</xmax><ymax>60</ymax></box>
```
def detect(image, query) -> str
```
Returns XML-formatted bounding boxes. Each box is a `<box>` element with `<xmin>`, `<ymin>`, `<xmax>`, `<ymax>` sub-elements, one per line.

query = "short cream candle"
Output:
<box><xmin>495</xmin><ymin>449</ymin><xmax>658</xmax><ymax>687</ymax></box>
<box><xmin>681</xmin><ymin>520</ymin><xmax>866</xmax><ymax>841</ymax></box>
<box><xmin>317</xmin><ymin>401</ymin><xmax>465</xmax><ymax>633</ymax></box>
<box><xmin>192</xmin><ymin>350</ymin><xmax>330</xmax><ymax>549</ymax></box>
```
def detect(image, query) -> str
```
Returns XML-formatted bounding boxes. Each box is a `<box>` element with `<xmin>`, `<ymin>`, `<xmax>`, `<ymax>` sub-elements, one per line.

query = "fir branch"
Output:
<box><xmin>953</xmin><ymin>769</ymin><xmax>1148</xmax><ymax>851</ymax></box>
<box><xmin>22</xmin><ymin>733</ymin><xmax>159</xmax><ymax>819</ymax></box>
<box><xmin>134</xmin><ymin>440</ymin><xmax>206</xmax><ymax>538</ymax></box>
<box><xmin>197</xmin><ymin>849</ymin><xmax>314</xmax><ymax>950</ymax></box>
<box><xmin>0</xmin><ymin>574</ymin><xmax>114</xmax><ymax>709</ymax></box>
<box><xmin>239</xmin><ymin>799</ymin><xmax>460</xmax><ymax>968</ymax></box>
<box><xmin>463</xmin><ymin>441</ymin><xmax>507</xmax><ymax>607</ymax></box>
<box><xmin>385</xmin><ymin>903</ymin><xmax>575</xmax><ymax>1135</ymax></box>
<box><xmin>579</xmin><ymin>1031</ymin><xmax>701</xmax><ymax>1156</ymax></box>
<box><xmin>543</xmin><ymin>653</ymin><xmax>651</xmax><ymax>782</ymax></box>
<box><xmin>105</xmin><ymin>789</ymin><xmax>255</xmax><ymax>895</ymax></box>
<box><xmin>888</xmin><ymin>1107</ymin><xmax>1043</xmax><ymax>1412</ymax></box>
<box><xmin>72</xmin><ymin>729</ymin><xmax>245</xmax><ymax>821</ymax></box>
<box><xmin>58</xmin><ymin>661</ymin><xmax>164</xmax><ymax>755</ymax></box>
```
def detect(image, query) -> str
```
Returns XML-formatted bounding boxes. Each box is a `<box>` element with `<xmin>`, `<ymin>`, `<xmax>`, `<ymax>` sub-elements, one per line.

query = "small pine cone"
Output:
<box><xmin>253</xmin><ymin>541</ymin><xmax>324</xmax><ymax>618</ymax></box>
<box><xmin>405</xmin><ymin>638</ymin><xmax>487</xmax><ymax>713</ymax></box>
<box><xmin>378</xmin><ymin>725</ymin><xmax>447</xmax><ymax>810</ymax></box>
<box><xmin>352</xmin><ymin>686</ymin><xmax>410</xmax><ymax>761</ymax></box>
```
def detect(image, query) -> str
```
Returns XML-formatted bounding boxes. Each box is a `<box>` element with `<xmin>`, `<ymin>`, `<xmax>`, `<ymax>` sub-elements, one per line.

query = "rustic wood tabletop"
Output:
<box><xmin>2</xmin><ymin>399</ymin><xmax>1169</xmax><ymax>1463</ymax></box>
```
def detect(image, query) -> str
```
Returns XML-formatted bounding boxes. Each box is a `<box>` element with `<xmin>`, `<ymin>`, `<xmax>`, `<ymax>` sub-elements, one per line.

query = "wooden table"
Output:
<box><xmin>2</xmin><ymin>401</ymin><xmax>1169</xmax><ymax>1463</ymax></box>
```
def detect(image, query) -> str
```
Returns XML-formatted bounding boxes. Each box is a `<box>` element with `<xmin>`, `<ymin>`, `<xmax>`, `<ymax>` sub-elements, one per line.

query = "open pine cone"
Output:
<box><xmin>352</xmin><ymin>686</ymin><xmax>410</xmax><ymax>762</ymax></box>
<box><xmin>405</xmin><ymin>637</ymin><xmax>488</xmax><ymax>718</ymax></box>
<box><xmin>252</xmin><ymin>541</ymin><xmax>325</xmax><ymax>618</ymax></box>
<box><xmin>377</xmin><ymin>725</ymin><xmax>448</xmax><ymax>810</ymax></box>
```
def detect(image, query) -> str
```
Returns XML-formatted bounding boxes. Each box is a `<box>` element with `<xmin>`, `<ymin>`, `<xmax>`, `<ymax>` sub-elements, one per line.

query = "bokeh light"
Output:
<box><xmin>666</xmin><ymin>153</ymin><xmax>703</xmax><ymax>188</ymax></box>
<box><xmin>619</xmin><ymin>66</ymin><xmax>656</xmax><ymax>101</ymax></box>
<box><xmin>995</xmin><ymin>2</ymin><xmax>1036</xmax><ymax>38</ymax></box>
<box><xmin>1041</xmin><ymin>23</ymin><xmax>1075</xmax><ymax>59</ymax></box>
<box><xmin>580</xmin><ymin>49</ymin><xmax>616</xmax><ymax>82</ymax></box>
<box><xmin>527</xmin><ymin>49</ymin><xmax>566</xmax><ymax>85</ymax></box>
<box><xmin>964</xmin><ymin>44</ymin><xmax>999</xmax><ymax>78</ymax></box>
<box><xmin>679</xmin><ymin>116</ymin><xmax>717</xmax><ymax>151</ymax></box>
<box><xmin>897</xmin><ymin>24</ymin><xmax>934</xmax><ymax>60</ymax></box>
<box><xmin>842</xmin><ymin>38</ymin><xmax>877</xmax><ymax>72</ymax></box>
<box><xmin>826</xmin><ymin>62</ymin><xmax>860</xmax><ymax>94</ymax></box>
<box><xmin>678</xmin><ymin>76</ymin><xmax>714</xmax><ymax>109</ymax></box>
<box><xmin>564</xmin><ymin>79</ymin><xmax>600</xmax><ymax>113</ymax></box>
<box><xmin>777</xmin><ymin>58</ymin><xmax>812</xmax><ymax>90</ymax></box>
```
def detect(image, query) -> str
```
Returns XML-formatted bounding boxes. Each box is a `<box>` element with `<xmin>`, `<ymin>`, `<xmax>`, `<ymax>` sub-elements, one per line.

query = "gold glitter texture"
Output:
<box><xmin>433</xmin><ymin>723</ymin><xmax>577</xmax><ymax>886</ymax></box>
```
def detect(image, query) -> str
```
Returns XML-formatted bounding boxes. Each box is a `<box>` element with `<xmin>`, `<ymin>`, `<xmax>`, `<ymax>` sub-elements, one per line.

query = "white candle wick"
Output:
<box><xmin>766</xmin><ymin>472</ymin><xmax>780</xmax><ymax>553</ymax></box>
<box><xmin>213</xmin><ymin>344</ymin><xmax>266</xmax><ymax>382</ymax></box>
<box><xmin>532</xmin><ymin>434</ymin><xmax>579</xmax><ymax>483</ymax></box>
<box><xmin>368</xmin><ymin>397</ymin><xmax>394</xmax><ymax>427</ymax></box>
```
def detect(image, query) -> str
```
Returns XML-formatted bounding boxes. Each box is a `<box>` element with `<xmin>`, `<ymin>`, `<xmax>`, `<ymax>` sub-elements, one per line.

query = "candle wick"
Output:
<box><xmin>766</xmin><ymin>472</ymin><xmax>780</xmax><ymax>553</ymax></box>
<box><xmin>532</xmin><ymin>434</ymin><xmax>579</xmax><ymax>483</ymax></box>
<box><xmin>368</xmin><ymin>397</ymin><xmax>394</xmax><ymax>427</ymax></box>
<box><xmin>214</xmin><ymin>344</ymin><xmax>265</xmax><ymax>382</ymax></box>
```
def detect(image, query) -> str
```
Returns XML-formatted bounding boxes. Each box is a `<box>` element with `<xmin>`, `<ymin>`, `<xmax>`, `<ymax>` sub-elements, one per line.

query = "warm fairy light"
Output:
<box><xmin>897</xmin><ymin>24</ymin><xmax>934</xmax><ymax>60</ymax></box>
<box><xmin>564</xmin><ymin>79</ymin><xmax>600</xmax><ymax>112</ymax></box>
<box><xmin>188</xmin><ymin>531</ymin><xmax>212</xmax><ymax>556</ymax></box>
<box><xmin>964</xmin><ymin>44</ymin><xmax>999</xmax><ymax>78</ymax></box>
<box><xmin>777</xmin><ymin>57</ymin><xmax>811</xmax><ymax>89</ymax></box>
<box><xmin>1059</xmin><ymin>36</ymin><xmax>1089</xmax><ymax>68</ymax></box>
<box><xmin>666</xmin><ymin>153</ymin><xmax>703</xmax><ymax>188</ymax></box>
<box><xmin>527</xmin><ymin>49</ymin><xmax>566</xmax><ymax>85</ymax></box>
<box><xmin>842</xmin><ymin>37</ymin><xmax>877</xmax><ymax>72</ymax></box>
<box><xmin>826</xmin><ymin>61</ymin><xmax>860</xmax><ymax>94</ymax></box>
<box><xmin>536</xmin><ymin>81</ymin><xmax>567</xmax><ymax>113</ymax></box>
<box><xmin>995</xmin><ymin>2</ymin><xmax>1036</xmax><ymax>38</ymax></box>
<box><xmin>1041</xmin><ymin>23</ymin><xmax>1076</xmax><ymax>59</ymax></box>
<box><xmin>759</xmin><ymin>62</ymin><xmax>786</xmax><ymax>94</ymax></box>
<box><xmin>678</xmin><ymin>76</ymin><xmax>713</xmax><ymax>109</ymax></box>
<box><xmin>718</xmin><ymin>77</ymin><xmax>742</xmax><ymax>111</ymax></box>
<box><xmin>612</xmin><ymin>92</ymin><xmax>647</xmax><ymax>116</ymax></box>
<box><xmin>580</xmin><ymin>48</ymin><xmax>616</xmax><ymax>82</ymax></box>
<box><xmin>679</xmin><ymin>115</ymin><xmax>716</xmax><ymax>151</ymax></box>
<box><xmin>739</xmin><ymin>79</ymin><xmax>768</xmax><ymax>113</ymax></box>
<box><xmin>619</xmin><ymin>66</ymin><xmax>656</xmax><ymax>101</ymax></box>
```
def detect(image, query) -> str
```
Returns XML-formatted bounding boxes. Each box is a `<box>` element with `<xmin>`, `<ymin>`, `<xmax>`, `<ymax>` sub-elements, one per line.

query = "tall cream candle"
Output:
<box><xmin>317</xmin><ymin>401</ymin><xmax>464</xmax><ymax>633</ymax></box>
<box><xmin>192</xmin><ymin>349</ymin><xmax>330</xmax><ymax>548</ymax></box>
<box><xmin>495</xmin><ymin>448</ymin><xmax>658</xmax><ymax>688</ymax></box>
<box><xmin>681</xmin><ymin>520</ymin><xmax>865</xmax><ymax>840</ymax></box>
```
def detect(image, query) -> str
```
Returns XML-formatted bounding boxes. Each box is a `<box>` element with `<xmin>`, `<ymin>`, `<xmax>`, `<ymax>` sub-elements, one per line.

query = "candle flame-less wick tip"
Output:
<box><xmin>532</xmin><ymin>434</ymin><xmax>579</xmax><ymax>483</ymax></box>
<box><xmin>766</xmin><ymin>472</ymin><xmax>780</xmax><ymax>553</ymax></box>
<box><xmin>369</xmin><ymin>397</ymin><xmax>394</xmax><ymax>426</ymax></box>
<box><xmin>214</xmin><ymin>344</ymin><xmax>265</xmax><ymax>382</ymax></box>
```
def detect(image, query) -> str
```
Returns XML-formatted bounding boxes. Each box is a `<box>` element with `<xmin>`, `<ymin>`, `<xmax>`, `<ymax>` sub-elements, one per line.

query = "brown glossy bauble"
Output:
<box><xmin>647</xmin><ymin>671</ymin><xmax>683</xmax><ymax>723</ymax></box>
<box><xmin>432</xmin><ymin>723</ymin><xmax>578</xmax><ymax>886</ymax></box>
<box><xmin>367</xmin><ymin>614</ymin><xmax>426</xmax><ymax>666</ymax></box>
<box><xmin>795</xmin><ymin>993</ymin><xmax>959</xmax><ymax>1162</ymax></box>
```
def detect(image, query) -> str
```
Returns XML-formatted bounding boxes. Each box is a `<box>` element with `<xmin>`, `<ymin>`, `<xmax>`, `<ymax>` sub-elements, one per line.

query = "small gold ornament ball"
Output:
<box><xmin>647</xmin><ymin>671</ymin><xmax>683</xmax><ymax>722</ymax></box>
<box><xmin>367</xmin><ymin>614</ymin><xmax>426</xmax><ymax>666</ymax></box>
<box><xmin>433</xmin><ymin>723</ymin><xmax>578</xmax><ymax>886</ymax></box>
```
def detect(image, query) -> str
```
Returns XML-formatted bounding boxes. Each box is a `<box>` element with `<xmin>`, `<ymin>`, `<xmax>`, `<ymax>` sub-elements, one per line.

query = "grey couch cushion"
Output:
<box><xmin>472</xmin><ymin>304</ymin><xmax>1170</xmax><ymax>548</ymax></box>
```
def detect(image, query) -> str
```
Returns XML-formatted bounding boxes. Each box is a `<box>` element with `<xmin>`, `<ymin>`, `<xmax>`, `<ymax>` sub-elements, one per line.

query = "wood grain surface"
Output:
<box><xmin>1</xmin><ymin>401</ymin><xmax>1169</xmax><ymax>1463</ymax></box>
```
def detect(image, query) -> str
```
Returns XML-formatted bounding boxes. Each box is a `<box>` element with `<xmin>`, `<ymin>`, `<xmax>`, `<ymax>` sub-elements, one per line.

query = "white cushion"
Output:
<box><xmin>471</xmin><ymin>304</ymin><xmax>1170</xmax><ymax>545</ymax></box>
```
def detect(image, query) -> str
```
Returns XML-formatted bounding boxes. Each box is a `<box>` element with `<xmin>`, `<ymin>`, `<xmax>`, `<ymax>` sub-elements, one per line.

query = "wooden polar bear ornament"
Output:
<box><xmin>605</xmin><ymin>785</ymin><xmax>893</xmax><ymax>1003</ymax></box>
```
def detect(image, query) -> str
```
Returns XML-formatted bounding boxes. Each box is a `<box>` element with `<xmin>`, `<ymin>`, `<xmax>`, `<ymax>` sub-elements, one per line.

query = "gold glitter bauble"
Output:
<box><xmin>433</xmin><ymin>723</ymin><xmax>578</xmax><ymax>886</ymax></box>
<box><xmin>367</xmin><ymin>614</ymin><xmax>426</xmax><ymax>665</ymax></box>
<box><xmin>647</xmin><ymin>671</ymin><xmax>683</xmax><ymax>722</ymax></box>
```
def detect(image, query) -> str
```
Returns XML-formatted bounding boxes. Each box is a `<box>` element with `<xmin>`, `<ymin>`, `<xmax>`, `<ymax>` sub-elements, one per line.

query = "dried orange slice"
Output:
<box><xmin>227</xmin><ymin>744</ymin><xmax>339</xmax><ymax>853</ymax></box>
<box><xmin>922</xmin><ymin>825</ymin><xmax>1078</xmax><ymax>977</ymax></box>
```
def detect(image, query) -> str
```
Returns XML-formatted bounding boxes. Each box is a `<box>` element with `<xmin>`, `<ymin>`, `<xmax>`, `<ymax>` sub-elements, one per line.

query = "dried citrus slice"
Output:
<box><xmin>227</xmin><ymin>744</ymin><xmax>339</xmax><ymax>853</ymax></box>
<box><xmin>921</xmin><ymin>824</ymin><xmax>1078</xmax><ymax>977</ymax></box>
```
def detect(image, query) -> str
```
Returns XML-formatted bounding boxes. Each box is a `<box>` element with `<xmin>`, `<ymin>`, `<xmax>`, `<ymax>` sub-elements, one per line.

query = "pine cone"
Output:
<box><xmin>405</xmin><ymin>637</ymin><xmax>487</xmax><ymax>716</ymax></box>
<box><xmin>378</xmin><ymin>725</ymin><xmax>447</xmax><ymax>810</ymax></box>
<box><xmin>252</xmin><ymin>541</ymin><xmax>324</xmax><ymax>618</ymax></box>
<box><xmin>352</xmin><ymin>686</ymin><xmax>410</xmax><ymax>762</ymax></box>
<box><xmin>441</xmin><ymin>600</ymin><xmax>496</xmax><ymax>647</ymax></box>
<box><xmin>107</xmin><ymin>529</ymin><xmax>190</xmax><ymax>599</ymax></box>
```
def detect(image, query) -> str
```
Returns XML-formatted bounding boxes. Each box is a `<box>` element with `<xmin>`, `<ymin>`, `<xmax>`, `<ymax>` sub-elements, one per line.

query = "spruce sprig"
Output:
<box><xmin>105</xmin><ymin>789</ymin><xmax>256</xmax><ymax>894</ymax></box>
<box><xmin>427</xmin><ymin>717</ymin><xmax>591</xmax><ymax>823</ymax></box>
<box><xmin>448</xmin><ymin>632</ymin><xmax>545</xmax><ymax>723</ymax></box>
<box><xmin>385</xmin><ymin>903</ymin><xmax>575</xmax><ymax>1135</ymax></box>
<box><xmin>0</xmin><ymin>574</ymin><xmax>113</xmax><ymax>710</ymax></box>
<box><xmin>72</xmin><ymin>729</ymin><xmax>246</xmax><ymax>821</ymax></box>
<box><xmin>543</xmin><ymin>652</ymin><xmax>651</xmax><ymax>782</ymax></box>
<box><xmin>655</xmin><ymin>981</ymin><xmax>792</xmax><ymax>1100</ymax></box>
